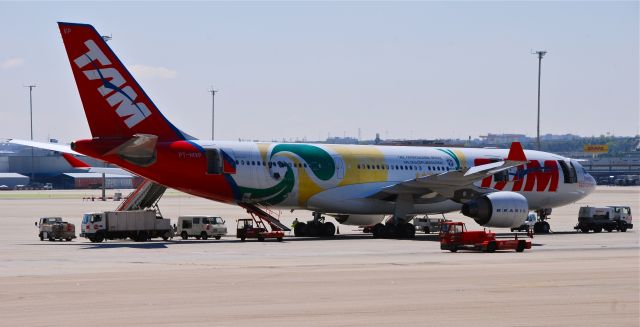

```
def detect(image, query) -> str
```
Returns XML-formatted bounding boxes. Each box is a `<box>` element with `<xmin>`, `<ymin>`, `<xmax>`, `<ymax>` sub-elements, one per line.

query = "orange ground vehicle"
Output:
<box><xmin>439</xmin><ymin>221</ymin><xmax>531</xmax><ymax>253</ymax></box>
<box><xmin>236</xmin><ymin>217</ymin><xmax>284</xmax><ymax>242</ymax></box>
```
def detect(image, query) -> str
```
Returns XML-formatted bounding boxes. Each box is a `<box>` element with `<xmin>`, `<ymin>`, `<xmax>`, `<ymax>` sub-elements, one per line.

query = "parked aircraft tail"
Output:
<box><xmin>57</xmin><ymin>22</ymin><xmax>187</xmax><ymax>141</ymax></box>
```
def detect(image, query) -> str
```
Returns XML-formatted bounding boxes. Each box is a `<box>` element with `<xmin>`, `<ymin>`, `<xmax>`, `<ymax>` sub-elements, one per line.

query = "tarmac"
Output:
<box><xmin>0</xmin><ymin>186</ymin><xmax>638</xmax><ymax>326</ymax></box>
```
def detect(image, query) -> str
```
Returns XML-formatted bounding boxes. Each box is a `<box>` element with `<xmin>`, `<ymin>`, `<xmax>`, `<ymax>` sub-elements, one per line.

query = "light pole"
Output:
<box><xmin>209</xmin><ymin>88</ymin><xmax>218</xmax><ymax>140</ymax></box>
<box><xmin>533</xmin><ymin>50</ymin><xmax>547</xmax><ymax>150</ymax></box>
<box><xmin>25</xmin><ymin>84</ymin><xmax>36</xmax><ymax>183</ymax></box>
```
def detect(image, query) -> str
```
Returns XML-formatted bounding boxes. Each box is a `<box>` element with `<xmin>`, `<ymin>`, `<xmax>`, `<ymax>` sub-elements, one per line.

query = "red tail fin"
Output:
<box><xmin>507</xmin><ymin>142</ymin><xmax>527</xmax><ymax>162</ymax></box>
<box><xmin>58</xmin><ymin>22</ymin><xmax>185</xmax><ymax>141</ymax></box>
<box><xmin>62</xmin><ymin>153</ymin><xmax>90</xmax><ymax>168</ymax></box>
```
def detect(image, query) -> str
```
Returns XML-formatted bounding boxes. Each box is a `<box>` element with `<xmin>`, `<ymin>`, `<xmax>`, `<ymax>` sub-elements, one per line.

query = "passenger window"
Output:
<box><xmin>193</xmin><ymin>218</ymin><xmax>200</xmax><ymax>224</ymax></box>
<box><xmin>182</xmin><ymin>220</ymin><xmax>192</xmax><ymax>229</ymax></box>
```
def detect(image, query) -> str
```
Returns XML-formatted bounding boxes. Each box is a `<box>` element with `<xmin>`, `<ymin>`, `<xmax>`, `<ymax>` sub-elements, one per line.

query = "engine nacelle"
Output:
<box><xmin>461</xmin><ymin>191</ymin><xmax>529</xmax><ymax>228</ymax></box>
<box><xmin>333</xmin><ymin>214</ymin><xmax>385</xmax><ymax>226</ymax></box>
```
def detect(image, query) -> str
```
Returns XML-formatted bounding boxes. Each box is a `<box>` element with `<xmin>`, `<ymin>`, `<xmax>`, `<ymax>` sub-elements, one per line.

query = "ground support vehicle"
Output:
<box><xmin>413</xmin><ymin>216</ymin><xmax>449</xmax><ymax>234</ymax></box>
<box><xmin>511</xmin><ymin>212</ymin><xmax>537</xmax><ymax>232</ymax></box>
<box><xmin>37</xmin><ymin>217</ymin><xmax>76</xmax><ymax>241</ymax></box>
<box><xmin>439</xmin><ymin>221</ymin><xmax>531</xmax><ymax>253</ymax></box>
<box><xmin>81</xmin><ymin>210</ymin><xmax>172</xmax><ymax>242</ymax></box>
<box><xmin>236</xmin><ymin>215</ymin><xmax>284</xmax><ymax>242</ymax></box>
<box><xmin>177</xmin><ymin>216</ymin><xmax>227</xmax><ymax>240</ymax></box>
<box><xmin>575</xmin><ymin>206</ymin><xmax>633</xmax><ymax>233</ymax></box>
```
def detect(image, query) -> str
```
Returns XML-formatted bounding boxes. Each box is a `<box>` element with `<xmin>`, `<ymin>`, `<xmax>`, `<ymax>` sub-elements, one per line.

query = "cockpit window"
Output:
<box><xmin>558</xmin><ymin>160</ymin><xmax>577</xmax><ymax>184</ymax></box>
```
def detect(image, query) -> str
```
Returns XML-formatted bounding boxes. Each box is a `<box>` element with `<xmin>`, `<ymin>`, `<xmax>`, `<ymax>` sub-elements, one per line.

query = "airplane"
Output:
<box><xmin>12</xmin><ymin>22</ymin><xmax>597</xmax><ymax>238</ymax></box>
<box><xmin>61</xmin><ymin>152</ymin><xmax>130</xmax><ymax>176</ymax></box>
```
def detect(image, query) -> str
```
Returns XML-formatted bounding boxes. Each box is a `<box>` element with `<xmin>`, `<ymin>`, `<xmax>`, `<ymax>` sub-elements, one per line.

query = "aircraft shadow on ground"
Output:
<box><xmin>23</xmin><ymin>231</ymin><xmax>569</xmax><ymax>249</ymax></box>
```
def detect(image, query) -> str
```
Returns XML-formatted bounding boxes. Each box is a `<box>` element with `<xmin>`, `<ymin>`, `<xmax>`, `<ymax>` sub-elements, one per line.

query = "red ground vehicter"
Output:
<box><xmin>236</xmin><ymin>217</ymin><xmax>284</xmax><ymax>242</ymax></box>
<box><xmin>439</xmin><ymin>222</ymin><xmax>531</xmax><ymax>253</ymax></box>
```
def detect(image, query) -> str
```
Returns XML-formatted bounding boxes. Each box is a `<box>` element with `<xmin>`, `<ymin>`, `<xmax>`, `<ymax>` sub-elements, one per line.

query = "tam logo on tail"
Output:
<box><xmin>74</xmin><ymin>39</ymin><xmax>151</xmax><ymax>128</ymax></box>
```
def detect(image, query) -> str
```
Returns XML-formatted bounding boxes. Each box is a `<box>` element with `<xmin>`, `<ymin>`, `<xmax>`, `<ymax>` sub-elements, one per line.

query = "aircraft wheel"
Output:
<box><xmin>201</xmin><ymin>232</ymin><xmax>208</xmax><ymax>240</ymax></box>
<box><xmin>593</xmin><ymin>227</ymin><xmax>602</xmax><ymax>233</ymax></box>
<box><xmin>449</xmin><ymin>247</ymin><xmax>458</xmax><ymax>253</ymax></box>
<box><xmin>403</xmin><ymin>223</ymin><xmax>415</xmax><ymax>239</ymax></box>
<box><xmin>580</xmin><ymin>226</ymin><xmax>590</xmax><ymax>233</ymax></box>
<box><xmin>306</xmin><ymin>222</ymin><xmax>320</xmax><ymax>237</ymax></box>
<box><xmin>372</xmin><ymin>223</ymin><xmax>385</xmax><ymax>238</ymax></box>
<box><xmin>385</xmin><ymin>225</ymin><xmax>397</xmax><ymax>238</ymax></box>
<box><xmin>486</xmin><ymin>241</ymin><xmax>497</xmax><ymax>253</ymax></box>
<box><xmin>323</xmin><ymin>222</ymin><xmax>336</xmax><ymax>237</ymax></box>
<box><xmin>294</xmin><ymin>222</ymin><xmax>307</xmax><ymax>237</ymax></box>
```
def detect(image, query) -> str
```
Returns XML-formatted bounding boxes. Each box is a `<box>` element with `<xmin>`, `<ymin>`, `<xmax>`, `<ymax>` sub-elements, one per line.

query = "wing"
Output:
<box><xmin>61</xmin><ymin>153</ymin><xmax>132</xmax><ymax>176</ymax></box>
<box><xmin>9</xmin><ymin>139</ymin><xmax>81</xmax><ymax>155</ymax></box>
<box><xmin>371</xmin><ymin>142</ymin><xmax>528</xmax><ymax>203</ymax></box>
<box><xmin>10</xmin><ymin>139</ymin><xmax>133</xmax><ymax>176</ymax></box>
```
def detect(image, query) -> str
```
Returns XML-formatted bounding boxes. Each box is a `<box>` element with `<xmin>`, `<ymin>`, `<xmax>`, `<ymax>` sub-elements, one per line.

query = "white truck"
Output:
<box><xmin>81</xmin><ymin>210</ymin><xmax>172</xmax><ymax>242</ymax></box>
<box><xmin>575</xmin><ymin>206</ymin><xmax>633</xmax><ymax>233</ymax></box>
<box><xmin>413</xmin><ymin>216</ymin><xmax>450</xmax><ymax>234</ymax></box>
<box><xmin>510</xmin><ymin>212</ymin><xmax>538</xmax><ymax>232</ymax></box>
<box><xmin>177</xmin><ymin>216</ymin><xmax>227</xmax><ymax>240</ymax></box>
<box><xmin>37</xmin><ymin>217</ymin><xmax>76</xmax><ymax>241</ymax></box>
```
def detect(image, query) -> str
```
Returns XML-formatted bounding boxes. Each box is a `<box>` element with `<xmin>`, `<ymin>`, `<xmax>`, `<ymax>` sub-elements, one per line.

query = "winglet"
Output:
<box><xmin>62</xmin><ymin>153</ymin><xmax>90</xmax><ymax>168</ymax></box>
<box><xmin>506</xmin><ymin>142</ymin><xmax>527</xmax><ymax>161</ymax></box>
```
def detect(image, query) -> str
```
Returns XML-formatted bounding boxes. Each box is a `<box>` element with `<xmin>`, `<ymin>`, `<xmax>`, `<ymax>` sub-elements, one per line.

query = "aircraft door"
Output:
<box><xmin>205</xmin><ymin>149</ymin><xmax>223</xmax><ymax>175</ymax></box>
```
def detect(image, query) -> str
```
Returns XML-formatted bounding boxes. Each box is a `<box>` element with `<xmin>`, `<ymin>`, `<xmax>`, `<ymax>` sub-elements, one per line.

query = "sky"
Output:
<box><xmin>0</xmin><ymin>1</ymin><xmax>638</xmax><ymax>144</ymax></box>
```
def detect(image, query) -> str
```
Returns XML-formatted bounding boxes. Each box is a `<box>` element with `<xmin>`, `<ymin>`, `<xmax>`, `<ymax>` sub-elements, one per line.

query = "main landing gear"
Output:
<box><xmin>371</xmin><ymin>219</ymin><xmax>416</xmax><ymax>239</ymax></box>
<box><xmin>533</xmin><ymin>208</ymin><xmax>552</xmax><ymax>234</ymax></box>
<box><xmin>294</xmin><ymin>212</ymin><xmax>336</xmax><ymax>237</ymax></box>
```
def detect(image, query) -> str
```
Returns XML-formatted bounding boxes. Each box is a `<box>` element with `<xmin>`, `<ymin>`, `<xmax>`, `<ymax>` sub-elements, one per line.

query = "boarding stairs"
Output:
<box><xmin>116</xmin><ymin>179</ymin><xmax>167</xmax><ymax>211</ymax></box>
<box><xmin>239</xmin><ymin>203</ymin><xmax>291</xmax><ymax>232</ymax></box>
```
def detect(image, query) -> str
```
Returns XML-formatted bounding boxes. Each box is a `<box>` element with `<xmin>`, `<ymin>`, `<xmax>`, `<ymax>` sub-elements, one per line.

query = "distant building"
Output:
<box><xmin>54</xmin><ymin>173</ymin><xmax>140</xmax><ymax>189</ymax></box>
<box><xmin>0</xmin><ymin>141</ymin><xmax>112</xmax><ymax>177</ymax></box>
<box><xmin>0</xmin><ymin>173</ymin><xmax>29</xmax><ymax>188</ymax></box>
<box><xmin>325</xmin><ymin>136</ymin><xmax>359</xmax><ymax>144</ymax></box>
<box><xmin>479</xmin><ymin>133</ymin><xmax>528</xmax><ymax>144</ymax></box>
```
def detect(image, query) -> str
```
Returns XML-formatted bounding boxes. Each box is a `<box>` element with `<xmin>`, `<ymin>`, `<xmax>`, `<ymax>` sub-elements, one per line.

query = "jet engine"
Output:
<box><xmin>461</xmin><ymin>191</ymin><xmax>529</xmax><ymax>228</ymax></box>
<box><xmin>333</xmin><ymin>214</ymin><xmax>386</xmax><ymax>226</ymax></box>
